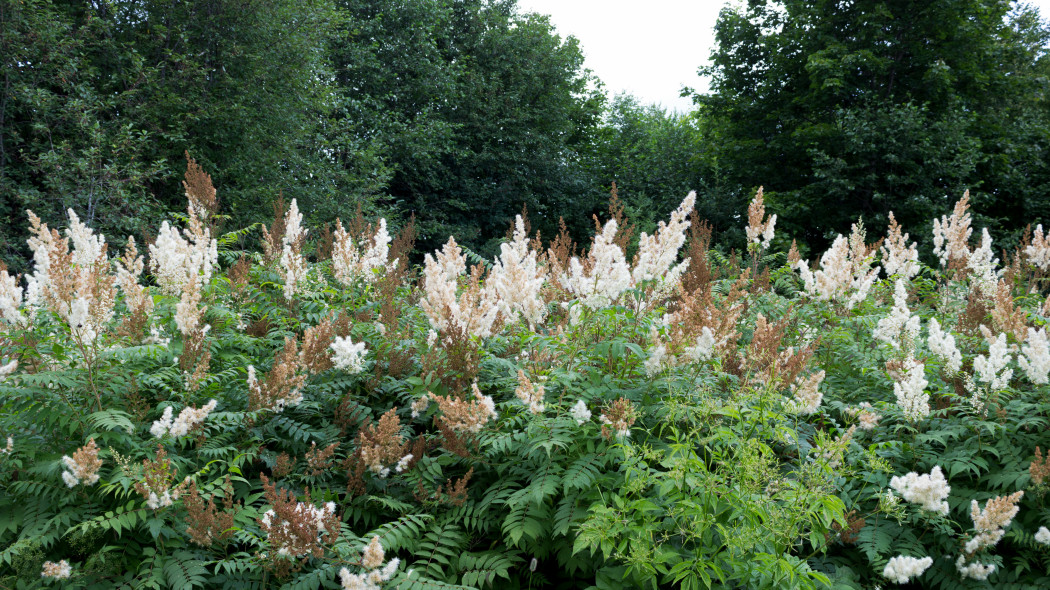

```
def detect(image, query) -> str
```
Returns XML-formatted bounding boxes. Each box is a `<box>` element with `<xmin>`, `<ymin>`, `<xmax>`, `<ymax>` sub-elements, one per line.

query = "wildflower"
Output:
<box><xmin>65</xmin><ymin>209</ymin><xmax>105</xmax><ymax>268</ymax></box>
<box><xmin>974</xmin><ymin>332</ymin><xmax>1013</xmax><ymax>391</ymax></box>
<box><xmin>338</xmin><ymin>536</ymin><xmax>400</xmax><ymax>590</ymax></box>
<box><xmin>61</xmin><ymin>439</ymin><xmax>103</xmax><ymax>488</ymax></box>
<box><xmin>599</xmin><ymin>397</ymin><xmax>637</xmax><ymax>440</ymax></box>
<box><xmin>786</xmin><ymin>370</ymin><xmax>825</xmax><ymax>415</ymax></box>
<box><xmin>932</xmin><ymin>192</ymin><xmax>973</xmax><ymax>269</ymax></box>
<box><xmin>248</xmin><ymin>337</ymin><xmax>307</xmax><ymax>413</ymax></box>
<box><xmin>1035</xmin><ymin>526</ymin><xmax>1050</xmax><ymax>545</ymax></box>
<box><xmin>965</xmin><ymin>228</ymin><xmax>999</xmax><ymax>296</ymax></box>
<box><xmin>152</xmin><ymin>401</ymin><xmax>218</xmax><ymax>438</ymax></box>
<box><xmin>643</xmin><ymin>343</ymin><xmax>668</xmax><ymax>377</ymax></box>
<box><xmin>487</xmin><ymin>215</ymin><xmax>547</xmax><ymax>327</ymax></box>
<box><xmin>514</xmin><ymin>370</ymin><xmax>545</xmax><ymax>414</ymax></box>
<box><xmin>1019</xmin><ymin>327</ymin><xmax>1050</xmax><ymax>385</ymax></box>
<box><xmin>135</xmin><ymin>446</ymin><xmax>183</xmax><ymax>510</ymax></box>
<box><xmin>419</xmin><ymin>238</ymin><xmax>500</xmax><ymax>338</ymax></box>
<box><xmin>882</xmin><ymin>555</ymin><xmax>933</xmax><ymax>584</ymax></box>
<box><xmin>560</xmin><ymin>219</ymin><xmax>632</xmax><ymax>310</ymax></box>
<box><xmin>429</xmin><ymin>383</ymin><xmax>499</xmax><ymax>434</ymax></box>
<box><xmin>259</xmin><ymin>475</ymin><xmax>339</xmax><ymax>561</ymax></box>
<box><xmin>893</xmin><ymin>358</ymin><xmax>930</xmax><ymax>422</ymax></box>
<box><xmin>927</xmin><ymin>319</ymin><xmax>962</xmax><ymax>374</ymax></box>
<box><xmin>150</xmin><ymin>406</ymin><xmax>173</xmax><ymax>438</ymax></box>
<box><xmin>114</xmin><ymin>237</ymin><xmax>154</xmax><ymax>338</ymax></box>
<box><xmin>419</xmin><ymin>238</ymin><xmax>466</xmax><ymax>331</ymax></box>
<box><xmin>331</xmin><ymin>336</ymin><xmax>368</xmax><ymax>374</ymax></box>
<box><xmin>955</xmin><ymin>556</ymin><xmax>995</xmax><ymax>581</ymax></box>
<box><xmin>362</xmin><ymin>535</ymin><xmax>385</xmax><ymax>569</ymax></box>
<box><xmin>745</xmin><ymin>187</ymin><xmax>776</xmax><ymax>250</ymax></box>
<box><xmin>148</xmin><ymin>207</ymin><xmax>218</xmax><ymax>297</ymax></box>
<box><xmin>682</xmin><ymin>326</ymin><xmax>718</xmax><ymax>362</ymax></box>
<box><xmin>794</xmin><ymin>221</ymin><xmax>879</xmax><ymax>308</ymax></box>
<box><xmin>1</xmin><ymin>436</ymin><xmax>12</xmax><ymax>454</ymax></box>
<box><xmin>846</xmin><ymin>402</ymin><xmax>880</xmax><ymax>431</ymax></box>
<box><xmin>144</xmin><ymin>325</ymin><xmax>171</xmax><ymax>347</ymax></box>
<box><xmin>332</xmin><ymin>218</ymin><xmax>395</xmax><ymax>285</ymax></box>
<box><xmin>889</xmin><ymin>465</ymin><xmax>950</xmax><ymax>515</ymax></box>
<box><xmin>394</xmin><ymin>454</ymin><xmax>413</xmax><ymax>474</ymax></box>
<box><xmin>874</xmin><ymin>280</ymin><xmax>920</xmax><ymax>351</ymax></box>
<box><xmin>570</xmin><ymin>400</ymin><xmax>592</xmax><ymax>425</ymax></box>
<box><xmin>174</xmin><ymin>274</ymin><xmax>205</xmax><ymax>337</ymax></box>
<box><xmin>357</xmin><ymin>409</ymin><xmax>407</xmax><ymax>477</ymax></box>
<box><xmin>151</xmin><ymin>400</ymin><xmax>217</xmax><ymax>438</ymax></box>
<box><xmin>1026</xmin><ymin>224</ymin><xmax>1050</xmax><ymax>270</ymax></box>
<box><xmin>410</xmin><ymin>396</ymin><xmax>430</xmax><ymax>418</ymax></box>
<box><xmin>1031</xmin><ymin>447</ymin><xmax>1050</xmax><ymax>486</ymax></box>
<box><xmin>279</xmin><ymin>199</ymin><xmax>308</xmax><ymax>301</ymax></box>
<box><xmin>881</xmin><ymin>213</ymin><xmax>919</xmax><ymax>279</ymax></box>
<box><xmin>24</xmin><ymin>210</ymin><xmax>58</xmax><ymax>309</ymax></box>
<box><xmin>631</xmin><ymin>191</ymin><xmax>695</xmax><ymax>287</ymax></box>
<box><xmin>183</xmin><ymin>478</ymin><xmax>236</xmax><ymax>546</ymax></box>
<box><xmin>0</xmin><ymin>266</ymin><xmax>25</xmax><ymax>327</ymax></box>
<box><xmin>965</xmin><ymin>491</ymin><xmax>1023</xmax><ymax>554</ymax></box>
<box><xmin>41</xmin><ymin>560</ymin><xmax>72</xmax><ymax>580</ymax></box>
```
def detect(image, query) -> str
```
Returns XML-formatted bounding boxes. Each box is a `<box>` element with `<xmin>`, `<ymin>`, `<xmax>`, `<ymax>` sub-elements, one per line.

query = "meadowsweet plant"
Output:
<box><xmin>793</xmin><ymin>220</ymin><xmax>880</xmax><ymax>308</ymax></box>
<box><xmin>1019</xmin><ymin>327</ymin><xmax>1050</xmax><ymax>384</ymax></box>
<box><xmin>61</xmin><ymin>439</ymin><xmax>103</xmax><ymax>488</ymax></box>
<box><xmin>745</xmin><ymin>186</ymin><xmax>776</xmax><ymax>251</ymax></box>
<box><xmin>331</xmin><ymin>217</ymin><xmax>395</xmax><ymax>286</ymax></box>
<box><xmin>150</xmin><ymin>400</ymin><xmax>218</xmax><ymax>438</ymax></box>
<box><xmin>932</xmin><ymin>191</ymin><xmax>973</xmax><ymax>270</ymax></box>
<box><xmin>892</xmin><ymin>357</ymin><xmax>930</xmax><ymax>422</ymax></box>
<box><xmin>3</xmin><ymin>159</ymin><xmax>1050</xmax><ymax>589</ymax></box>
<box><xmin>927</xmin><ymin>318</ymin><xmax>963</xmax><ymax>373</ymax></box>
<box><xmin>889</xmin><ymin>466</ymin><xmax>951</xmax><ymax>515</ymax></box>
<box><xmin>1026</xmin><ymin>224</ymin><xmax>1050</xmax><ymax>270</ymax></box>
<box><xmin>40</xmin><ymin>560</ymin><xmax>72</xmax><ymax>580</ymax></box>
<box><xmin>1035</xmin><ymin>527</ymin><xmax>1050</xmax><ymax>545</ymax></box>
<box><xmin>882</xmin><ymin>555</ymin><xmax>933</xmax><ymax>584</ymax></box>
<box><xmin>881</xmin><ymin>213</ymin><xmax>920</xmax><ymax>280</ymax></box>
<box><xmin>331</xmin><ymin>335</ymin><xmax>368</xmax><ymax>374</ymax></box>
<box><xmin>338</xmin><ymin>536</ymin><xmax>401</xmax><ymax>589</ymax></box>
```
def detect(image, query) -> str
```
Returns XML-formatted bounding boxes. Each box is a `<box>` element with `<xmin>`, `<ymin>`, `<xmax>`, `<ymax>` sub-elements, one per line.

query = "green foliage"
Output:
<box><xmin>2</xmin><ymin>165</ymin><xmax>1050</xmax><ymax>589</ymax></box>
<box><xmin>698</xmin><ymin>0</ymin><xmax>1050</xmax><ymax>254</ymax></box>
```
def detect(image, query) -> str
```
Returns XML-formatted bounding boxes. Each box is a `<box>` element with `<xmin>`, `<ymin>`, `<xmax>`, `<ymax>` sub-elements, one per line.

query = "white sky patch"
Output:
<box><xmin>517</xmin><ymin>0</ymin><xmax>1050</xmax><ymax>113</ymax></box>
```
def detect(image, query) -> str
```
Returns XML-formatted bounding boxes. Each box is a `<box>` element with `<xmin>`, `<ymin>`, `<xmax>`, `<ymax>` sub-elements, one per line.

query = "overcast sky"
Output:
<box><xmin>516</xmin><ymin>0</ymin><xmax>1050</xmax><ymax>113</ymax></box>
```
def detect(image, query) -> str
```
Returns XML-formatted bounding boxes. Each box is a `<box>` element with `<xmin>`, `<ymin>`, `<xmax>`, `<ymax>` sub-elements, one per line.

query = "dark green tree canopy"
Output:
<box><xmin>699</xmin><ymin>0</ymin><xmax>1050</xmax><ymax>253</ymax></box>
<box><xmin>1</xmin><ymin>0</ymin><xmax>605</xmax><ymax>268</ymax></box>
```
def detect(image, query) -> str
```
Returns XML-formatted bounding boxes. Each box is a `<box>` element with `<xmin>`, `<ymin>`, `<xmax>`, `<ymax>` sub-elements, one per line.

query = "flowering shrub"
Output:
<box><xmin>1</xmin><ymin>163</ymin><xmax>1049</xmax><ymax>589</ymax></box>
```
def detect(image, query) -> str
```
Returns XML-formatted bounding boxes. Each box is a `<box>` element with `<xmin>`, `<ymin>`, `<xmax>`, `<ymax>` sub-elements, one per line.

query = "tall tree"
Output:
<box><xmin>1</xmin><ymin>0</ymin><xmax>378</xmax><ymax>269</ymax></box>
<box><xmin>331</xmin><ymin>0</ymin><xmax>605</xmax><ymax>253</ymax></box>
<box><xmin>0</xmin><ymin>0</ymin><xmax>167</xmax><ymax>267</ymax></box>
<box><xmin>699</xmin><ymin>0</ymin><xmax>1050</xmax><ymax>252</ymax></box>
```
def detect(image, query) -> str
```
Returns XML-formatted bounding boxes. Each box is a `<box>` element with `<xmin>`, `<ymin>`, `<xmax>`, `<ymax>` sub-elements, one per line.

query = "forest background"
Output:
<box><xmin>2</xmin><ymin>0</ymin><xmax>1050</xmax><ymax>267</ymax></box>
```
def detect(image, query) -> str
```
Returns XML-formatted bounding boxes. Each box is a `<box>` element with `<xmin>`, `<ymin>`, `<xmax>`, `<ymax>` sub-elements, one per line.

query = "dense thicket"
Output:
<box><xmin>0</xmin><ymin>0</ymin><xmax>348</xmax><ymax>266</ymax></box>
<box><xmin>4</xmin><ymin>0</ymin><xmax>1050</xmax><ymax>269</ymax></box>
<box><xmin>0</xmin><ymin>0</ymin><xmax>605</xmax><ymax>269</ymax></box>
<box><xmin>698</xmin><ymin>0</ymin><xmax>1050</xmax><ymax>253</ymax></box>
<box><xmin>2</xmin><ymin>166</ymin><xmax>1050</xmax><ymax>588</ymax></box>
<box><xmin>701</xmin><ymin>0</ymin><xmax>1050</xmax><ymax>253</ymax></box>
<box><xmin>330</xmin><ymin>0</ymin><xmax>605</xmax><ymax>252</ymax></box>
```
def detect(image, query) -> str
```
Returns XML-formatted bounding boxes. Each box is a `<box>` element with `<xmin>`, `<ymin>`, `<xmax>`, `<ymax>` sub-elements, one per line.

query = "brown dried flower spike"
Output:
<box><xmin>184</xmin><ymin>477</ymin><xmax>237</xmax><ymax>547</ymax></box>
<box><xmin>1030</xmin><ymin>447</ymin><xmax>1050</xmax><ymax>486</ymax></box>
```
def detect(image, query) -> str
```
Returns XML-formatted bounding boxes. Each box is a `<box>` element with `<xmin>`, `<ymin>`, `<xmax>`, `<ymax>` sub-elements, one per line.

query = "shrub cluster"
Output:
<box><xmin>1</xmin><ymin>162</ymin><xmax>1049</xmax><ymax>589</ymax></box>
